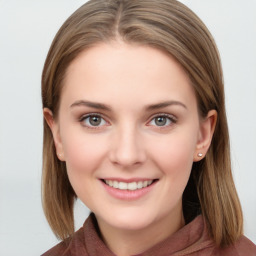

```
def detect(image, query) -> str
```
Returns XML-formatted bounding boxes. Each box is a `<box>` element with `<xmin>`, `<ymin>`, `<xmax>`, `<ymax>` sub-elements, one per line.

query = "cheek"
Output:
<box><xmin>152</xmin><ymin>133</ymin><xmax>197</xmax><ymax>208</ymax></box>
<box><xmin>61</xmin><ymin>130</ymin><xmax>109</xmax><ymax>203</ymax></box>
<box><xmin>149</xmin><ymin>131</ymin><xmax>197</xmax><ymax>178</ymax></box>
<box><xmin>61</xmin><ymin>128</ymin><xmax>108</xmax><ymax>177</ymax></box>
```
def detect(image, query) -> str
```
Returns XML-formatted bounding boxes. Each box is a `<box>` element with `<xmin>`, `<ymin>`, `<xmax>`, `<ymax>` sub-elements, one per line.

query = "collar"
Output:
<box><xmin>83</xmin><ymin>213</ymin><xmax>213</xmax><ymax>256</ymax></box>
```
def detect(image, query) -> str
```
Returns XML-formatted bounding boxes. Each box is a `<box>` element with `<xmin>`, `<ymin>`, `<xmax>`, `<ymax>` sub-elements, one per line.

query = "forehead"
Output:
<box><xmin>61</xmin><ymin>42</ymin><xmax>196</xmax><ymax>111</ymax></box>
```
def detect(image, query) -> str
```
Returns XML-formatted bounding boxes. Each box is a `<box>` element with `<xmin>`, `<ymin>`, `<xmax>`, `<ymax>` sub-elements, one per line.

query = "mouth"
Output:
<box><xmin>101</xmin><ymin>179</ymin><xmax>158</xmax><ymax>191</ymax></box>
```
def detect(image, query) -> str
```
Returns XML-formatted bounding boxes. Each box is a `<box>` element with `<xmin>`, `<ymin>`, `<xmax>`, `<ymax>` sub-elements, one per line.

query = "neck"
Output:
<box><xmin>96</xmin><ymin>208</ymin><xmax>185</xmax><ymax>256</ymax></box>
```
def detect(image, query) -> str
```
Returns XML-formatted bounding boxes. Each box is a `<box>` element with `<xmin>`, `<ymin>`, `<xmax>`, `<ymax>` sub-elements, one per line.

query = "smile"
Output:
<box><xmin>103</xmin><ymin>180</ymin><xmax>154</xmax><ymax>190</ymax></box>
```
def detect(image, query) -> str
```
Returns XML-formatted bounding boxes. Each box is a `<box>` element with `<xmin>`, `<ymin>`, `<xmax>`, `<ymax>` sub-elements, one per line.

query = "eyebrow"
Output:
<box><xmin>70</xmin><ymin>100</ymin><xmax>187</xmax><ymax>111</ymax></box>
<box><xmin>70</xmin><ymin>100</ymin><xmax>111</xmax><ymax>111</ymax></box>
<box><xmin>145</xmin><ymin>100</ymin><xmax>187</xmax><ymax>111</ymax></box>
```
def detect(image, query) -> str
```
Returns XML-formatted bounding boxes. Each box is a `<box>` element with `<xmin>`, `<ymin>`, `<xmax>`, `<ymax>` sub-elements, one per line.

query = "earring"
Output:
<box><xmin>58</xmin><ymin>153</ymin><xmax>62</xmax><ymax>157</ymax></box>
<box><xmin>197</xmin><ymin>153</ymin><xmax>203</xmax><ymax>157</ymax></box>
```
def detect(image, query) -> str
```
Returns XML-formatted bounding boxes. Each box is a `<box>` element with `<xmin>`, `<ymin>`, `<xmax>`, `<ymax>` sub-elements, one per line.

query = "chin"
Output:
<box><xmin>116</xmin><ymin>217</ymin><xmax>152</xmax><ymax>230</ymax></box>
<box><xmin>96</xmin><ymin>207</ymin><xmax>159</xmax><ymax>231</ymax></box>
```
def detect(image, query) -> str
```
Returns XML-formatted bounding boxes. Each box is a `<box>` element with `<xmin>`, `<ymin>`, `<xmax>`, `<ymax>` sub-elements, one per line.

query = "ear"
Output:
<box><xmin>193</xmin><ymin>110</ymin><xmax>217</xmax><ymax>162</ymax></box>
<box><xmin>43</xmin><ymin>108</ymin><xmax>65</xmax><ymax>161</ymax></box>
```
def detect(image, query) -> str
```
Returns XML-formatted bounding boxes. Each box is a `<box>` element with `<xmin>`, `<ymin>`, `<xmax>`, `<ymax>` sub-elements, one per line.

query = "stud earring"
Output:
<box><xmin>198</xmin><ymin>153</ymin><xmax>203</xmax><ymax>157</ymax></box>
<box><xmin>58</xmin><ymin>153</ymin><xmax>62</xmax><ymax>157</ymax></box>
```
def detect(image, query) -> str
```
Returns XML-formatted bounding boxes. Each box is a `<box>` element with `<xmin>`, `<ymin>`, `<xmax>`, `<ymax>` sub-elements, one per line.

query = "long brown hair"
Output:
<box><xmin>41</xmin><ymin>0</ymin><xmax>243</xmax><ymax>247</ymax></box>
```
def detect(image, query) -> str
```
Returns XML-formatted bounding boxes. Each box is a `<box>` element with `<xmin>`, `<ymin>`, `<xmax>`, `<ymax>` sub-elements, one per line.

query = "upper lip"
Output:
<box><xmin>100</xmin><ymin>178</ymin><xmax>158</xmax><ymax>182</ymax></box>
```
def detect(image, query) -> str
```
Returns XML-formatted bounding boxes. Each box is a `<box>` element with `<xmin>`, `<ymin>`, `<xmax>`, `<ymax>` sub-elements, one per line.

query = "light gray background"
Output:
<box><xmin>0</xmin><ymin>1</ymin><xmax>255</xmax><ymax>255</ymax></box>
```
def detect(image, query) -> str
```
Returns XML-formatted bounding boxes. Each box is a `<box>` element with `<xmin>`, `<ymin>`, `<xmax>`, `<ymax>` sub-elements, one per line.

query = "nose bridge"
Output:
<box><xmin>109</xmin><ymin>121</ymin><xmax>146</xmax><ymax>167</ymax></box>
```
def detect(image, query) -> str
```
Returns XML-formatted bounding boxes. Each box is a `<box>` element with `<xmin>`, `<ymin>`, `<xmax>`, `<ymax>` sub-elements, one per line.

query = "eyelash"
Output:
<box><xmin>147</xmin><ymin>113</ymin><xmax>177</xmax><ymax>128</ymax></box>
<box><xmin>79</xmin><ymin>113</ymin><xmax>109</xmax><ymax>129</ymax></box>
<box><xmin>79</xmin><ymin>113</ymin><xmax>177</xmax><ymax>129</ymax></box>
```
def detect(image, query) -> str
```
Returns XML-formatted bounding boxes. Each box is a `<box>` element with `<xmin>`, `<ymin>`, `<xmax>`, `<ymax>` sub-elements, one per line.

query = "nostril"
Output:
<box><xmin>108</xmin><ymin>133</ymin><xmax>147</xmax><ymax>167</ymax></box>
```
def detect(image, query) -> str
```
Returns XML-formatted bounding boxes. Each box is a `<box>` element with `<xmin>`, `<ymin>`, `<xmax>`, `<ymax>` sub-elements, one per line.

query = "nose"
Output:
<box><xmin>109</xmin><ymin>125</ymin><xmax>146</xmax><ymax>168</ymax></box>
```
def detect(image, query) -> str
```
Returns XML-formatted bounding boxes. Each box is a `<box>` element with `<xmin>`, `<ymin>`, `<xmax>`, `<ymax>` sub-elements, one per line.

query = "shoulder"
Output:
<box><xmin>41</xmin><ymin>239</ymin><xmax>70</xmax><ymax>256</ymax></box>
<box><xmin>41</xmin><ymin>227</ymin><xmax>86</xmax><ymax>256</ymax></box>
<box><xmin>233</xmin><ymin>236</ymin><xmax>256</xmax><ymax>255</ymax></box>
<box><xmin>41</xmin><ymin>213</ymin><xmax>111</xmax><ymax>256</ymax></box>
<box><xmin>212</xmin><ymin>236</ymin><xmax>256</xmax><ymax>256</ymax></box>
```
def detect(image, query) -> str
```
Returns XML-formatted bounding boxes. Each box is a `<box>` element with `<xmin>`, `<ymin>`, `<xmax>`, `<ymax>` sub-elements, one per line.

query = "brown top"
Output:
<box><xmin>42</xmin><ymin>214</ymin><xmax>256</xmax><ymax>256</ymax></box>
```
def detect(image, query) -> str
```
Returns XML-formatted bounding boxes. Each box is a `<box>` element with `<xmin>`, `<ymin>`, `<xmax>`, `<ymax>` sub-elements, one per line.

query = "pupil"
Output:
<box><xmin>156</xmin><ymin>117</ymin><xmax>166</xmax><ymax>126</ymax></box>
<box><xmin>89</xmin><ymin>116</ymin><xmax>101</xmax><ymax>126</ymax></box>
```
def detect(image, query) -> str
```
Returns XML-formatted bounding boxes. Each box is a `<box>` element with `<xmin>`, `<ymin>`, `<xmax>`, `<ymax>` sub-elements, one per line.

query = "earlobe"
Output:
<box><xmin>43</xmin><ymin>108</ymin><xmax>65</xmax><ymax>161</ymax></box>
<box><xmin>194</xmin><ymin>110</ymin><xmax>217</xmax><ymax>162</ymax></box>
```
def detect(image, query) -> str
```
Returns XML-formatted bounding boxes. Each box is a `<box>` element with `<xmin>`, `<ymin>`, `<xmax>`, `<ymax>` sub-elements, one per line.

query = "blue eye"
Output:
<box><xmin>81</xmin><ymin>115</ymin><xmax>107</xmax><ymax>127</ymax></box>
<box><xmin>149</xmin><ymin>115</ymin><xmax>175</xmax><ymax>127</ymax></box>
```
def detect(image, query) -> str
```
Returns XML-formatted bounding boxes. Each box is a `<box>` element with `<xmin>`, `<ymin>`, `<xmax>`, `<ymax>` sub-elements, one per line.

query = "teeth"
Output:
<box><xmin>127</xmin><ymin>182</ymin><xmax>137</xmax><ymax>190</ymax></box>
<box><xmin>113</xmin><ymin>181</ymin><xmax>118</xmax><ymax>188</ymax></box>
<box><xmin>104</xmin><ymin>180</ymin><xmax>154</xmax><ymax>190</ymax></box>
<box><xmin>137</xmin><ymin>181</ymin><xmax>143</xmax><ymax>189</ymax></box>
<box><xmin>119</xmin><ymin>182</ymin><xmax>128</xmax><ymax>190</ymax></box>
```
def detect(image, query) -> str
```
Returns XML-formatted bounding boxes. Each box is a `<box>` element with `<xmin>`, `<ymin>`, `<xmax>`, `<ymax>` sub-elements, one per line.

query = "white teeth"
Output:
<box><xmin>127</xmin><ymin>182</ymin><xmax>137</xmax><ymax>190</ymax></box>
<box><xmin>113</xmin><ymin>181</ymin><xmax>118</xmax><ymax>188</ymax></box>
<box><xmin>104</xmin><ymin>180</ymin><xmax>154</xmax><ymax>190</ymax></box>
<box><xmin>137</xmin><ymin>181</ymin><xmax>143</xmax><ymax>189</ymax></box>
<box><xmin>119</xmin><ymin>182</ymin><xmax>128</xmax><ymax>190</ymax></box>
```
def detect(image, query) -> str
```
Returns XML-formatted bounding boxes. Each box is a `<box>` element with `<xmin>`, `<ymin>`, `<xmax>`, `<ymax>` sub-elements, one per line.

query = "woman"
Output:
<box><xmin>41</xmin><ymin>0</ymin><xmax>256</xmax><ymax>255</ymax></box>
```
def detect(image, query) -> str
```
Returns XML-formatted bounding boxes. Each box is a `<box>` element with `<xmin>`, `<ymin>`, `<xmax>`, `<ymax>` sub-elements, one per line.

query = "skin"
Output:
<box><xmin>44</xmin><ymin>41</ymin><xmax>217</xmax><ymax>256</ymax></box>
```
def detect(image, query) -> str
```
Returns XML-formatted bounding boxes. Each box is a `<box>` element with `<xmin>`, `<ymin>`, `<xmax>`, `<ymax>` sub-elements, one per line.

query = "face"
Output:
<box><xmin>45</xmin><ymin>42</ymin><xmax>215</xmax><ymax>234</ymax></box>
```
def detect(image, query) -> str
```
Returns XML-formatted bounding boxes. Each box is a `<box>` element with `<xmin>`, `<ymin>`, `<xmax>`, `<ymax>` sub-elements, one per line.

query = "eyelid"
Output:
<box><xmin>147</xmin><ymin>113</ymin><xmax>177</xmax><ymax>127</ymax></box>
<box><xmin>79</xmin><ymin>112</ymin><xmax>110</xmax><ymax>129</ymax></box>
<box><xmin>78</xmin><ymin>112</ymin><xmax>177</xmax><ymax>129</ymax></box>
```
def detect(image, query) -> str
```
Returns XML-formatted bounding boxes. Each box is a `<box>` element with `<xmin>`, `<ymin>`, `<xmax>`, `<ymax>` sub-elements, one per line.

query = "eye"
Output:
<box><xmin>148</xmin><ymin>114</ymin><xmax>176</xmax><ymax>127</ymax></box>
<box><xmin>80</xmin><ymin>114</ymin><xmax>107</xmax><ymax>128</ymax></box>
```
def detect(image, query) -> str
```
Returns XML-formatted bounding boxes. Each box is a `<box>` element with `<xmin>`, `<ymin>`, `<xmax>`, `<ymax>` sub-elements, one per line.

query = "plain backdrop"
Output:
<box><xmin>0</xmin><ymin>1</ymin><xmax>255</xmax><ymax>255</ymax></box>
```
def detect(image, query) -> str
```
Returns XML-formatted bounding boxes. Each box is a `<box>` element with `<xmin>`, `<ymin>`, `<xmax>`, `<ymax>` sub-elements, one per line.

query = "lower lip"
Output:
<box><xmin>101</xmin><ymin>180</ymin><xmax>157</xmax><ymax>200</ymax></box>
